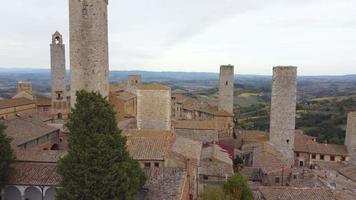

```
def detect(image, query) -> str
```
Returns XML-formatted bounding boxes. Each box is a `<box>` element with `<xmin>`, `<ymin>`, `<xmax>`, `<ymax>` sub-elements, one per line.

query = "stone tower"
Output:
<box><xmin>69</xmin><ymin>0</ymin><xmax>109</xmax><ymax>107</ymax></box>
<box><xmin>50</xmin><ymin>31</ymin><xmax>68</xmax><ymax>119</ymax></box>
<box><xmin>126</xmin><ymin>75</ymin><xmax>142</xmax><ymax>94</ymax></box>
<box><xmin>17</xmin><ymin>81</ymin><xmax>33</xmax><ymax>95</ymax></box>
<box><xmin>345</xmin><ymin>112</ymin><xmax>356</xmax><ymax>164</ymax></box>
<box><xmin>136</xmin><ymin>83</ymin><xmax>171</xmax><ymax>130</ymax></box>
<box><xmin>269</xmin><ymin>66</ymin><xmax>297</xmax><ymax>166</ymax></box>
<box><xmin>218</xmin><ymin>65</ymin><xmax>234</xmax><ymax>114</ymax></box>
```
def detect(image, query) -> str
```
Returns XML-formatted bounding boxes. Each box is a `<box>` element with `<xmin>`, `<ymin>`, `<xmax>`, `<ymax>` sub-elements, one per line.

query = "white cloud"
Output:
<box><xmin>0</xmin><ymin>0</ymin><xmax>355</xmax><ymax>75</ymax></box>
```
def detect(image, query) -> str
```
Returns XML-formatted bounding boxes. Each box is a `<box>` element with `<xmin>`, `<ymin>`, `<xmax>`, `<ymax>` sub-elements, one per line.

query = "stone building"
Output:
<box><xmin>218</xmin><ymin>65</ymin><xmax>234</xmax><ymax>114</ymax></box>
<box><xmin>69</xmin><ymin>0</ymin><xmax>109</xmax><ymax>107</ymax></box>
<box><xmin>109</xmin><ymin>90</ymin><xmax>137</xmax><ymax>122</ymax></box>
<box><xmin>345</xmin><ymin>112</ymin><xmax>356</xmax><ymax>164</ymax></box>
<box><xmin>136</xmin><ymin>83</ymin><xmax>171</xmax><ymax>130</ymax></box>
<box><xmin>13</xmin><ymin>81</ymin><xmax>34</xmax><ymax>100</ymax></box>
<box><xmin>0</xmin><ymin>98</ymin><xmax>36</xmax><ymax>120</ymax></box>
<box><xmin>269</xmin><ymin>66</ymin><xmax>297</xmax><ymax>166</ymax></box>
<box><xmin>50</xmin><ymin>31</ymin><xmax>68</xmax><ymax>120</ymax></box>
<box><xmin>126</xmin><ymin>75</ymin><xmax>142</xmax><ymax>94</ymax></box>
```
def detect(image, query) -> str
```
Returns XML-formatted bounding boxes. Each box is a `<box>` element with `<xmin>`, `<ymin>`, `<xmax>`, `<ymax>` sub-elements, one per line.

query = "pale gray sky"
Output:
<box><xmin>0</xmin><ymin>0</ymin><xmax>355</xmax><ymax>75</ymax></box>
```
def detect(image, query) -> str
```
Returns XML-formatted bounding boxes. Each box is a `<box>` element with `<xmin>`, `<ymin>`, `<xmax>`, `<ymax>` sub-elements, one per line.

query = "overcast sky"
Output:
<box><xmin>0</xmin><ymin>0</ymin><xmax>355</xmax><ymax>75</ymax></box>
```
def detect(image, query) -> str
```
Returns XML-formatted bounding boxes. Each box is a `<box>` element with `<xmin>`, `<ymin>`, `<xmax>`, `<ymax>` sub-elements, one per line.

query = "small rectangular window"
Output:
<box><xmin>320</xmin><ymin>155</ymin><xmax>325</xmax><ymax>160</ymax></box>
<box><xmin>203</xmin><ymin>176</ymin><xmax>209</xmax><ymax>180</ymax></box>
<box><xmin>144</xmin><ymin>163</ymin><xmax>151</xmax><ymax>168</ymax></box>
<box><xmin>275</xmin><ymin>177</ymin><xmax>280</xmax><ymax>184</ymax></box>
<box><xmin>312</xmin><ymin>154</ymin><xmax>316</xmax><ymax>159</ymax></box>
<box><xmin>154</xmin><ymin>163</ymin><xmax>160</xmax><ymax>168</ymax></box>
<box><xmin>331</xmin><ymin>156</ymin><xmax>335</xmax><ymax>161</ymax></box>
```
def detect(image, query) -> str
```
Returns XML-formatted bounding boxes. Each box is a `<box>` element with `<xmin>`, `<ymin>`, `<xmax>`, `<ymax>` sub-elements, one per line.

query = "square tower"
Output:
<box><xmin>126</xmin><ymin>75</ymin><xmax>142</xmax><ymax>94</ymax></box>
<box><xmin>136</xmin><ymin>83</ymin><xmax>171</xmax><ymax>130</ymax></box>
<box><xmin>345</xmin><ymin>112</ymin><xmax>356</xmax><ymax>164</ymax></box>
<box><xmin>218</xmin><ymin>65</ymin><xmax>235</xmax><ymax>114</ymax></box>
<box><xmin>69</xmin><ymin>0</ymin><xmax>109</xmax><ymax>107</ymax></box>
<box><xmin>17</xmin><ymin>81</ymin><xmax>33</xmax><ymax>95</ymax></box>
<box><xmin>269</xmin><ymin>66</ymin><xmax>297</xmax><ymax>166</ymax></box>
<box><xmin>50</xmin><ymin>31</ymin><xmax>68</xmax><ymax>119</ymax></box>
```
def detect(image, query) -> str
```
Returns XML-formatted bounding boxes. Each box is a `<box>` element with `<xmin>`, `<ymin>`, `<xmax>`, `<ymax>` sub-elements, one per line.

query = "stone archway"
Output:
<box><xmin>4</xmin><ymin>186</ymin><xmax>22</xmax><ymax>200</ymax></box>
<box><xmin>24</xmin><ymin>187</ymin><xmax>42</xmax><ymax>200</ymax></box>
<box><xmin>44</xmin><ymin>187</ymin><xmax>55</xmax><ymax>200</ymax></box>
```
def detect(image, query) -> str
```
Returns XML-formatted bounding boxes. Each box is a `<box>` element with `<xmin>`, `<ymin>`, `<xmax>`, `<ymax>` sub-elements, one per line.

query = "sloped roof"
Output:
<box><xmin>258</xmin><ymin>187</ymin><xmax>336</xmax><ymax>200</ymax></box>
<box><xmin>113</xmin><ymin>91</ymin><xmax>136</xmax><ymax>101</ymax></box>
<box><xmin>144</xmin><ymin>168</ymin><xmax>187</xmax><ymax>200</ymax></box>
<box><xmin>8</xmin><ymin>162</ymin><xmax>61</xmax><ymax>186</ymax></box>
<box><xmin>294</xmin><ymin>132</ymin><xmax>348</xmax><ymax>156</ymax></box>
<box><xmin>338</xmin><ymin>164</ymin><xmax>356</xmax><ymax>182</ymax></box>
<box><xmin>253</xmin><ymin>142</ymin><xmax>289</xmax><ymax>173</ymax></box>
<box><xmin>172</xmin><ymin>136</ymin><xmax>202</xmax><ymax>163</ymax></box>
<box><xmin>15</xmin><ymin>150</ymin><xmax>66</xmax><ymax>163</ymax></box>
<box><xmin>126</xmin><ymin>130</ymin><xmax>174</xmax><ymax>161</ymax></box>
<box><xmin>36</xmin><ymin>98</ymin><xmax>51</xmax><ymax>106</ymax></box>
<box><xmin>1</xmin><ymin>117</ymin><xmax>59</xmax><ymax>148</ymax></box>
<box><xmin>0</xmin><ymin>97</ymin><xmax>35</xmax><ymax>109</ymax></box>
<box><xmin>199</xmin><ymin>143</ymin><xmax>234</xmax><ymax>177</ymax></box>
<box><xmin>174</xmin><ymin>120</ymin><xmax>217</xmax><ymax>130</ymax></box>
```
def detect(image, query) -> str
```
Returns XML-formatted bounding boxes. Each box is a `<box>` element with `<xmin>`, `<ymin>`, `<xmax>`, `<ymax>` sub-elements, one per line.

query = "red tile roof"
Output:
<box><xmin>8</xmin><ymin>162</ymin><xmax>61</xmax><ymax>186</ymax></box>
<box><xmin>0</xmin><ymin>97</ymin><xmax>35</xmax><ymax>109</ymax></box>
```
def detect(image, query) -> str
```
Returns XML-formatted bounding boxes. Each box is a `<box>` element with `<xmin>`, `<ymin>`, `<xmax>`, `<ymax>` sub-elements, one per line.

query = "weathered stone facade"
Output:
<box><xmin>69</xmin><ymin>0</ymin><xmax>109</xmax><ymax>107</ymax></box>
<box><xmin>345</xmin><ymin>112</ymin><xmax>356</xmax><ymax>164</ymax></box>
<box><xmin>126</xmin><ymin>75</ymin><xmax>142</xmax><ymax>94</ymax></box>
<box><xmin>136</xmin><ymin>84</ymin><xmax>171</xmax><ymax>130</ymax></box>
<box><xmin>17</xmin><ymin>82</ymin><xmax>33</xmax><ymax>95</ymax></box>
<box><xmin>218</xmin><ymin>65</ymin><xmax>234</xmax><ymax>114</ymax></box>
<box><xmin>269</xmin><ymin>66</ymin><xmax>297</xmax><ymax>166</ymax></box>
<box><xmin>50</xmin><ymin>31</ymin><xmax>68</xmax><ymax>119</ymax></box>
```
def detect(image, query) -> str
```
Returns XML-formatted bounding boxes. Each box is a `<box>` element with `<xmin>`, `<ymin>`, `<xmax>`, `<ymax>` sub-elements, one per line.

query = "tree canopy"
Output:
<box><xmin>57</xmin><ymin>91</ymin><xmax>146</xmax><ymax>200</ymax></box>
<box><xmin>0</xmin><ymin>124</ymin><xmax>14</xmax><ymax>190</ymax></box>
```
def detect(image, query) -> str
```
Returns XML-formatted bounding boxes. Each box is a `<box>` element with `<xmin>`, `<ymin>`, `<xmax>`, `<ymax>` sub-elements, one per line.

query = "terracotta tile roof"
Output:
<box><xmin>172</xmin><ymin>136</ymin><xmax>202</xmax><ymax>163</ymax></box>
<box><xmin>338</xmin><ymin>164</ymin><xmax>356</xmax><ymax>182</ymax></box>
<box><xmin>1</xmin><ymin>117</ymin><xmax>59</xmax><ymax>148</ymax></box>
<box><xmin>258</xmin><ymin>187</ymin><xmax>336</xmax><ymax>200</ymax></box>
<box><xmin>253</xmin><ymin>142</ymin><xmax>289</xmax><ymax>173</ymax></box>
<box><xmin>138</xmin><ymin>83</ymin><xmax>170</xmax><ymax>90</ymax></box>
<box><xmin>213</xmin><ymin>110</ymin><xmax>234</xmax><ymax>117</ymax></box>
<box><xmin>199</xmin><ymin>144</ymin><xmax>234</xmax><ymax>177</ymax></box>
<box><xmin>13</xmin><ymin>91</ymin><xmax>34</xmax><ymax>100</ymax></box>
<box><xmin>239</xmin><ymin>130</ymin><xmax>269</xmax><ymax>144</ymax></box>
<box><xmin>0</xmin><ymin>97</ymin><xmax>35</xmax><ymax>109</ymax></box>
<box><xmin>127</xmin><ymin>130</ymin><xmax>174</xmax><ymax>160</ymax></box>
<box><xmin>294</xmin><ymin>132</ymin><xmax>348</xmax><ymax>156</ymax></box>
<box><xmin>143</xmin><ymin>168</ymin><xmax>187</xmax><ymax>200</ymax></box>
<box><xmin>8</xmin><ymin>162</ymin><xmax>61</xmax><ymax>186</ymax></box>
<box><xmin>36</xmin><ymin>98</ymin><xmax>51</xmax><ymax>106</ymax></box>
<box><xmin>15</xmin><ymin>150</ymin><xmax>66</xmax><ymax>163</ymax></box>
<box><xmin>174</xmin><ymin>120</ymin><xmax>217</xmax><ymax>130</ymax></box>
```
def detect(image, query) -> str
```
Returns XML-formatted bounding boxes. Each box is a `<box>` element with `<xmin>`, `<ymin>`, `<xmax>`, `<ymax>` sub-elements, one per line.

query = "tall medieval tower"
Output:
<box><xmin>269</xmin><ymin>66</ymin><xmax>297</xmax><ymax>166</ymax></box>
<box><xmin>50</xmin><ymin>31</ymin><xmax>68</xmax><ymax>119</ymax></box>
<box><xmin>69</xmin><ymin>0</ymin><xmax>109</xmax><ymax>107</ymax></box>
<box><xmin>218</xmin><ymin>65</ymin><xmax>234</xmax><ymax>114</ymax></box>
<box><xmin>345</xmin><ymin>112</ymin><xmax>356</xmax><ymax>164</ymax></box>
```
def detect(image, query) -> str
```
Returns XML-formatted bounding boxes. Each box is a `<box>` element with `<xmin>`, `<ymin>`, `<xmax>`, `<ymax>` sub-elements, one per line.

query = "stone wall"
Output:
<box><xmin>17</xmin><ymin>82</ymin><xmax>33</xmax><ymax>95</ymax></box>
<box><xmin>126</xmin><ymin>75</ymin><xmax>142</xmax><ymax>94</ymax></box>
<box><xmin>345</xmin><ymin>112</ymin><xmax>356</xmax><ymax>164</ymax></box>
<box><xmin>69</xmin><ymin>0</ymin><xmax>109</xmax><ymax>107</ymax></box>
<box><xmin>269</xmin><ymin>66</ymin><xmax>297</xmax><ymax>166</ymax></box>
<box><xmin>218</xmin><ymin>65</ymin><xmax>234</xmax><ymax>114</ymax></box>
<box><xmin>50</xmin><ymin>31</ymin><xmax>68</xmax><ymax>119</ymax></box>
<box><xmin>137</xmin><ymin>88</ymin><xmax>171</xmax><ymax>130</ymax></box>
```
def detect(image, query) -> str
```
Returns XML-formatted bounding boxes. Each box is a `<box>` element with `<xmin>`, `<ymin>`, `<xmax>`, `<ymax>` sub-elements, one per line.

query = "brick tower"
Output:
<box><xmin>50</xmin><ymin>31</ymin><xmax>68</xmax><ymax>119</ymax></box>
<box><xmin>269</xmin><ymin>66</ymin><xmax>297</xmax><ymax>166</ymax></box>
<box><xmin>218</xmin><ymin>65</ymin><xmax>235</xmax><ymax>114</ymax></box>
<box><xmin>69</xmin><ymin>0</ymin><xmax>109</xmax><ymax>107</ymax></box>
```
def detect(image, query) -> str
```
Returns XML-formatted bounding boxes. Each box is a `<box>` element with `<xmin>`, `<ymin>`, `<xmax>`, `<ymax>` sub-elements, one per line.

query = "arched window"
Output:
<box><xmin>4</xmin><ymin>186</ymin><xmax>22</xmax><ymax>200</ymax></box>
<box><xmin>57</xmin><ymin>113</ymin><xmax>63</xmax><ymax>119</ymax></box>
<box><xmin>226</xmin><ymin>81</ymin><xmax>228</xmax><ymax>85</ymax></box>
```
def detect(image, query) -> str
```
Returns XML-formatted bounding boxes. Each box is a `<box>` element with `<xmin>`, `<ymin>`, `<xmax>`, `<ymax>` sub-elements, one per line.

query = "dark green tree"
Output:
<box><xmin>224</xmin><ymin>173</ymin><xmax>253</xmax><ymax>200</ymax></box>
<box><xmin>0</xmin><ymin>124</ymin><xmax>14</xmax><ymax>190</ymax></box>
<box><xmin>57</xmin><ymin>91</ymin><xmax>146</xmax><ymax>200</ymax></box>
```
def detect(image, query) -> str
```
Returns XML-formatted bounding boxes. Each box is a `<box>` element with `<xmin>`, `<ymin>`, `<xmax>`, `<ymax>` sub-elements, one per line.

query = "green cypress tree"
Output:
<box><xmin>0</xmin><ymin>124</ymin><xmax>14</xmax><ymax>190</ymax></box>
<box><xmin>224</xmin><ymin>173</ymin><xmax>254</xmax><ymax>200</ymax></box>
<box><xmin>57</xmin><ymin>91</ymin><xmax>146</xmax><ymax>200</ymax></box>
